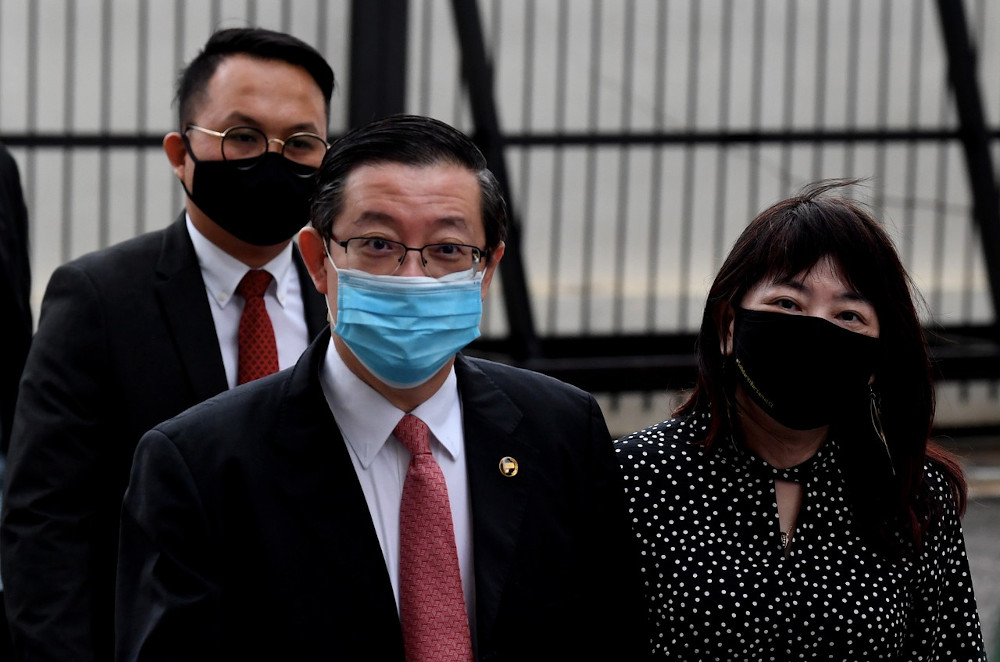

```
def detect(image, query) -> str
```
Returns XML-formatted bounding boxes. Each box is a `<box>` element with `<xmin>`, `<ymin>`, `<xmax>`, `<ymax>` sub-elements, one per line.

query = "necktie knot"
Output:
<box><xmin>237</xmin><ymin>269</ymin><xmax>272</xmax><ymax>299</ymax></box>
<box><xmin>394</xmin><ymin>414</ymin><xmax>431</xmax><ymax>456</ymax></box>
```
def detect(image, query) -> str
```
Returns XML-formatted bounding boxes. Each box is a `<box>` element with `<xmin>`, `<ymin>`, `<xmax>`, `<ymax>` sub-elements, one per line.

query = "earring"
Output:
<box><xmin>869</xmin><ymin>386</ymin><xmax>895</xmax><ymax>476</ymax></box>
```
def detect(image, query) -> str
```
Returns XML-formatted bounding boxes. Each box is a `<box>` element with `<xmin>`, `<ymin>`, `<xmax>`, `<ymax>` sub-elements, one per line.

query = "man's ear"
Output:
<box><xmin>163</xmin><ymin>132</ymin><xmax>188</xmax><ymax>181</ymax></box>
<box><xmin>297</xmin><ymin>227</ymin><xmax>329</xmax><ymax>294</ymax></box>
<box><xmin>480</xmin><ymin>241</ymin><xmax>505</xmax><ymax>301</ymax></box>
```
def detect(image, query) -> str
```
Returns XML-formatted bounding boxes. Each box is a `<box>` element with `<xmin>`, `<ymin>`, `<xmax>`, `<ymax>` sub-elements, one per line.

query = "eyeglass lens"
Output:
<box><xmin>221</xmin><ymin>127</ymin><xmax>327</xmax><ymax>167</ymax></box>
<box><xmin>343</xmin><ymin>238</ymin><xmax>481</xmax><ymax>277</ymax></box>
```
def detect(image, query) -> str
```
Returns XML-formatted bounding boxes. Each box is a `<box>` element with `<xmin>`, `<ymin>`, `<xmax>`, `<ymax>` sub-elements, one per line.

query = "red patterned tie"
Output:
<box><xmin>395</xmin><ymin>414</ymin><xmax>474</xmax><ymax>662</ymax></box>
<box><xmin>236</xmin><ymin>269</ymin><xmax>279</xmax><ymax>385</ymax></box>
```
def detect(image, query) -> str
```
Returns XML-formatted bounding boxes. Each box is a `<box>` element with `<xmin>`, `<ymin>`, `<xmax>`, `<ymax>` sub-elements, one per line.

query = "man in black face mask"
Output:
<box><xmin>0</xmin><ymin>28</ymin><xmax>332</xmax><ymax>662</ymax></box>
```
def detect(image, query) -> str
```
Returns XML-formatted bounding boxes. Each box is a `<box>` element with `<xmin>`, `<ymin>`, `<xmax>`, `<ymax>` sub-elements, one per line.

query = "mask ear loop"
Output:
<box><xmin>322</xmin><ymin>236</ymin><xmax>335</xmax><ymax>264</ymax></box>
<box><xmin>322</xmin><ymin>238</ymin><xmax>337</xmax><ymax>325</ymax></box>
<box><xmin>721</xmin><ymin>354</ymin><xmax>740</xmax><ymax>455</ymax></box>
<box><xmin>869</xmin><ymin>385</ymin><xmax>895</xmax><ymax>476</ymax></box>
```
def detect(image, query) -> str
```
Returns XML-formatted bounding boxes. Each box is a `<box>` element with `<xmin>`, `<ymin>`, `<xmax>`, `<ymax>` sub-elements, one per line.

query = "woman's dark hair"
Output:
<box><xmin>175</xmin><ymin>27</ymin><xmax>336</xmax><ymax>127</ymax></box>
<box><xmin>675</xmin><ymin>179</ymin><xmax>966</xmax><ymax>558</ymax></box>
<box><xmin>309</xmin><ymin>114</ymin><xmax>508</xmax><ymax>252</ymax></box>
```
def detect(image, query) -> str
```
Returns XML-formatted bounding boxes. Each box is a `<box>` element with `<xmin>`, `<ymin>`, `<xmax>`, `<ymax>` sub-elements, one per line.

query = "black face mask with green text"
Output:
<box><xmin>731</xmin><ymin>307</ymin><xmax>880</xmax><ymax>430</ymax></box>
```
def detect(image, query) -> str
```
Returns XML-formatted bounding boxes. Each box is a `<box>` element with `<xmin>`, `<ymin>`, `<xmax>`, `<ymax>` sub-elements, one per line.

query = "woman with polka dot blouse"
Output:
<box><xmin>617</xmin><ymin>181</ymin><xmax>986</xmax><ymax>660</ymax></box>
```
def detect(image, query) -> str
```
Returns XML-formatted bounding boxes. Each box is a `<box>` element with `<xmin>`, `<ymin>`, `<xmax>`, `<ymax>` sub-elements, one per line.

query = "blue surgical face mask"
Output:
<box><xmin>325</xmin><ymin>252</ymin><xmax>485</xmax><ymax>389</ymax></box>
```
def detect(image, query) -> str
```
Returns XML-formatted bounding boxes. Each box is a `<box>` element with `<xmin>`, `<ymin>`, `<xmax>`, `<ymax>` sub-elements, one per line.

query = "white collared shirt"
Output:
<box><xmin>317</xmin><ymin>341</ymin><xmax>476</xmax><ymax>641</ymax></box>
<box><xmin>186</xmin><ymin>215</ymin><xmax>310</xmax><ymax>388</ymax></box>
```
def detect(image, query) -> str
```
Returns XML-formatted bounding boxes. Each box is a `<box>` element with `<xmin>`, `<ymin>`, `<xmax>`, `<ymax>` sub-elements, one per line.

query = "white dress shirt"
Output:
<box><xmin>186</xmin><ymin>215</ymin><xmax>310</xmax><ymax>388</ymax></box>
<box><xmin>317</xmin><ymin>341</ymin><xmax>477</xmax><ymax>641</ymax></box>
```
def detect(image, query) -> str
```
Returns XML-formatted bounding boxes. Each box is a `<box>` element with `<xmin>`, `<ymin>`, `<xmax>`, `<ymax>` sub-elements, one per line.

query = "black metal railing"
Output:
<box><xmin>1</xmin><ymin>0</ymin><xmax>998</xmax><ymax>397</ymax></box>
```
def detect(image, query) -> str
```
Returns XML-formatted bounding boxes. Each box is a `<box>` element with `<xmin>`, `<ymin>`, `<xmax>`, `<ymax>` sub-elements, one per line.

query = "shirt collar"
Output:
<box><xmin>319</xmin><ymin>340</ymin><xmax>463</xmax><ymax>469</ymax></box>
<box><xmin>185</xmin><ymin>213</ymin><xmax>295</xmax><ymax>310</ymax></box>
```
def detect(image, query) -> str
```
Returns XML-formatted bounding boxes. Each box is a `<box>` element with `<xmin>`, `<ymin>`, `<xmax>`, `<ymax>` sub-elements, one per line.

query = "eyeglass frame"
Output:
<box><xmin>183</xmin><ymin>124</ymin><xmax>330</xmax><ymax>169</ymax></box>
<box><xmin>331</xmin><ymin>236</ymin><xmax>489</xmax><ymax>276</ymax></box>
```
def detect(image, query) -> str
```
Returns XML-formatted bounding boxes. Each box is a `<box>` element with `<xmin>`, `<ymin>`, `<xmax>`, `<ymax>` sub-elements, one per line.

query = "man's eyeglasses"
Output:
<box><xmin>184</xmin><ymin>125</ymin><xmax>329</xmax><ymax>169</ymax></box>
<box><xmin>334</xmin><ymin>237</ymin><xmax>485</xmax><ymax>278</ymax></box>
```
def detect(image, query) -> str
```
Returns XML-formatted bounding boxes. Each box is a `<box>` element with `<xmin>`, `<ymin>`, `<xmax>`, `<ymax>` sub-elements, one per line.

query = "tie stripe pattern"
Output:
<box><xmin>236</xmin><ymin>269</ymin><xmax>279</xmax><ymax>385</ymax></box>
<box><xmin>395</xmin><ymin>414</ymin><xmax>474</xmax><ymax>662</ymax></box>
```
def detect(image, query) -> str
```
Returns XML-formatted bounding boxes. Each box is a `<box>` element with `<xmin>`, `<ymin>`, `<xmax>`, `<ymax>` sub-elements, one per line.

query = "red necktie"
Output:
<box><xmin>395</xmin><ymin>414</ymin><xmax>474</xmax><ymax>662</ymax></box>
<box><xmin>236</xmin><ymin>269</ymin><xmax>279</xmax><ymax>385</ymax></box>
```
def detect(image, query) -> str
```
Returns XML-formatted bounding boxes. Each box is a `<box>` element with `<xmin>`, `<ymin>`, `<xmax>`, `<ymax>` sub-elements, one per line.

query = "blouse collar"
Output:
<box><xmin>718</xmin><ymin>425</ymin><xmax>840</xmax><ymax>483</ymax></box>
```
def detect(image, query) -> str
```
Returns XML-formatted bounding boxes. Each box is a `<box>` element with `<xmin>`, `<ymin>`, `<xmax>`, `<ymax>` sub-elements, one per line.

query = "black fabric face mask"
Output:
<box><xmin>182</xmin><ymin>152</ymin><xmax>318</xmax><ymax>246</ymax></box>
<box><xmin>730</xmin><ymin>307</ymin><xmax>881</xmax><ymax>430</ymax></box>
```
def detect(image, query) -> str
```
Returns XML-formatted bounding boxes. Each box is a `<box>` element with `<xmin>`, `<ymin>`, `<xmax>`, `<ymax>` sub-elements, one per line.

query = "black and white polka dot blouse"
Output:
<box><xmin>615</xmin><ymin>412</ymin><xmax>986</xmax><ymax>660</ymax></box>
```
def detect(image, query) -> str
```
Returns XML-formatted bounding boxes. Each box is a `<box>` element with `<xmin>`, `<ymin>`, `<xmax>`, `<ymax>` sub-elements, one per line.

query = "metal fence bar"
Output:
<box><xmin>843</xmin><ymin>0</ymin><xmax>861</xmax><ymax>191</ymax></box>
<box><xmin>416</xmin><ymin>0</ymin><xmax>433</xmax><ymax>114</ymax></box>
<box><xmin>1</xmin><ymin>0</ymin><xmax>998</xmax><ymax>391</ymax></box>
<box><xmin>170</xmin><ymin>1</ymin><xmax>185</xmax><ymax>217</ymax></box>
<box><xmin>678</xmin><ymin>0</ymin><xmax>700</xmax><ymax>329</ymax></box>
<box><xmin>313</xmin><ymin>0</ymin><xmax>327</xmax><ymax>55</ymax></box>
<box><xmin>24</xmin><ymin>0</ymin><xmax>38</xmax><ymax>252</ymax></box>
<box><xmin>515</xmin><ymin>0</ymin><xmax>536</xmax><ymax>330</ymax></box>
<box><xmin>712</xmin><ymin>0</ymin><xmax>733</xmax><ymax>267</ymax></box>
<box><xmin>135</xmin><ymin>0</ymin><xmax>150</xmax><ymax>238</ymax></box>
<box><xmin>97</xmin><ymin>0</ymin><xmax>112</xmax><ymax>250</ymax></box>
<box><xmin>544</xmin><ymin>0</ymin><xmax>569</xmax><ymax>334</ymax></box>
<box><xmin>746</xmin><ymin>1</ymin><xmax>765</xmax><ymax>222</ymax></box>
<box><xmin>902</xmin><ymin>1</ymin><xmax>924</xmax><ymax>268</ymax></box>
<box><xmin>610</xmin><ymin>0</ymin><xmax>635</xmax><ymax>333</ymax></box>
<box><xmin>579</xmin><ymin>0</ymin><xmax>601</xmax><ymax>334</ymax></box>
<box><xmin>5</xmin><ymin>126</ymin><xmax>986</xmax><ymax>148</ymax></box>
<box><xmin>348</xmin><ymin>0</ymin><xmax>408</xmax><ymax>127</ymax></box>
<box><xmin>936</xmin><ymin>0</ymin><xmax>1000</xmax><ymax>323</ymax></box>
<box><xmin>810</xmin><ymin>0</ymin><xmax>829</xmax><ymax>180</ymax></box>
<box><xmin>450</xmin><ymin>0</ymin><xmax>539</xmax><ymax>358</ymax></box>
<box><xmin>643</xmin><ymin>0</ymin><xmax>668</xmax><ymax>334</ymax></box>
<box><xmin>778</xmin><ymin>0</ymin><xmax>796</xmax><ymax>191</ymax></box>
<box><xmin>872</xmin><ymin>0</ymin><xmax>892</xmax><ymax>214</ymax></box>
<box><xmin>59</xmin><ymin>1</ymin><xmax>77</xmax><ymax>266</ymax></box>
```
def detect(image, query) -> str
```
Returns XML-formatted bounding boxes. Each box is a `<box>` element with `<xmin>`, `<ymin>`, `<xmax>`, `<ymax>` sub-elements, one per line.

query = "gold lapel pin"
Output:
<box><xmin>499</xmin><ymin>456</ymin><xmax>518</xmax><ymax>477</ymax></box>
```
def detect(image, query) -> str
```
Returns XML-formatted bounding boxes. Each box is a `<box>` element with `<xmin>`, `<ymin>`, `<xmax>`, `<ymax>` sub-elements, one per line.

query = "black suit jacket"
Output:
<box><xmin>116</xmin><ymin>334</ymin><xmax>647</xmax><ymax>661</ymax></box>
<box><xmin>0</xmin><ymin>217</ymin><xmax>327</xmax><ymax>662</ymax></box>
<box><xmin>0</xmin><ymin>143</ymin><xmax>31</xmax><ymax>452</ymax></box>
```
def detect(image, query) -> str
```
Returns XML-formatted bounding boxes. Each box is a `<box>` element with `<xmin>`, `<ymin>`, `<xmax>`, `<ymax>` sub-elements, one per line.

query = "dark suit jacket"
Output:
<box><xmin>116</xmin><ymin>334</ymin><xmax>647</xmax><ymax>661</ymax></box>
<box><xmin>0</xmin><ymin>143</ymin><xmax>31</xmax><ymax>452</ymax></box>
<box><xmin>0</xmin><ymin>217</ymin><xmax>327</xmax><ymax>662</ymax></box>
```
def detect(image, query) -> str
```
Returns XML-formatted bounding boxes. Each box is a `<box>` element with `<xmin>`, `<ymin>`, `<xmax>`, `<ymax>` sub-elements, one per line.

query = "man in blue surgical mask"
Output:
<box><xmin>116</xmin><ymin>114</ymin><xmax>647</xmax><ymax>661</ymax></box>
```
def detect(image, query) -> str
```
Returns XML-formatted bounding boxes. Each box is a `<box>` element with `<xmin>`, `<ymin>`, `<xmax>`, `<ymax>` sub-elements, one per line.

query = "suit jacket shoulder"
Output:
<box><xmin>460</xmin><ymin>354</ymin><xmax>593</xmax><ymax>400</ymax></box>
<box><xmin>118</xmin><ymin>334</ymin><xmax>405</xmax><ymax>660</ymax></box>
<box><xmin>3</xmin><ymin>216</ymin><xmax>319</xmax><ymax>661</ymax></box>
<box><xmin>454</xmin><ymin>354</ymin><xmax>649</xmax><ymax>660</ymax></box>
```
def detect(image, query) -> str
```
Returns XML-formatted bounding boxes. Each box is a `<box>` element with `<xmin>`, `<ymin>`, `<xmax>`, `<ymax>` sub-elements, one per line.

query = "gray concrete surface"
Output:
<box><xmin>966</xmin><ymin>496</ymin><xmax>1000</xmax><ymax>659</ymax></box>
<box><xmin>959</xmin><ymin>436</ymin><xmax>1000</xmax><ymax>659</ymax></box>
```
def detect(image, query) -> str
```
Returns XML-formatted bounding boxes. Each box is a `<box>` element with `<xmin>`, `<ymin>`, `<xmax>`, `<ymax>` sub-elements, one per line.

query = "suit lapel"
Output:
<box><xmin>456</xmin><ymin>355</ymin><xmax>538</xmax><ymax>645</ymax></box>
<box><xmin>271</xmin><ymin>335</ymin><xmax>402</xmax><ymax>637</ymax></box>
<box><xmin>154</xmin><ymin>219</ymin><xmax>329</xmax><ymax>402</ymax></box>
<box><xmin>154</xmin><ymin>216</ymin><xmax>228</xmax><ymax>403</ymax></box>
<box><xmin>260</xmin><ymin>346</ymin><xmax>540</xmax><ymax>647</ymax></box>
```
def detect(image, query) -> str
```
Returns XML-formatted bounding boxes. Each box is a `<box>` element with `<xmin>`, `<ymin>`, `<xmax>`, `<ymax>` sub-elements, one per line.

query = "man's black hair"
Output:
<box><xmin>175</xmin><ymin>27</ymin><xmax>335</xmax><ymax>127</ymax></box>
